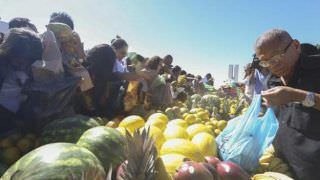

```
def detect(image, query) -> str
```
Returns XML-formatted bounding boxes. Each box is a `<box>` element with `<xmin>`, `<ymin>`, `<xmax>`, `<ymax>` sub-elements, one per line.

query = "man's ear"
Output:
<box><xmin>293</xmin><ymin>39</ymin><xmax>301</xmax><ymax>53</ymax></box>
<box><xmin>293</xmin><ymin>39</ymin><xmax>300</xmax><ymax>49</ymax></box>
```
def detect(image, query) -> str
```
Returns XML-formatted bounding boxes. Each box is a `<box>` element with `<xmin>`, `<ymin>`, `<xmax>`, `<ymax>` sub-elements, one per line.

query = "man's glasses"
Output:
<box><xmin>259</xmin><ymin>40</ymin><xmax>293</xmax><ymax>68</ymax></box>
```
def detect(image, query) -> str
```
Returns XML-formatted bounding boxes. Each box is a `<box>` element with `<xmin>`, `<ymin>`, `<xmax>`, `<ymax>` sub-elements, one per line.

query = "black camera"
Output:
<box><xmin>251</xmin><ymin>54</ymin><xmax>260</xmax><ymax>69</ymax></box>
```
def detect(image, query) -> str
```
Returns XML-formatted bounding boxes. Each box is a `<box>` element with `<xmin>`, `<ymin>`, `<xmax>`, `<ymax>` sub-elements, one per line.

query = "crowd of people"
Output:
<box><xmin>1</xmin><ymin>12</ymin><xmax>320</xmax><ymax>180</ymax></box>
<box><xmin>0</xmin><ymin>12</ymin><xmax>217</xmax><ymax>133</ymax></box>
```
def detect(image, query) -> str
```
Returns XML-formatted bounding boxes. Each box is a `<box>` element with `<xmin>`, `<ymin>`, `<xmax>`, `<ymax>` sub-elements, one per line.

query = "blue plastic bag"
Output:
<box><xmin>216</xmin><ymin>95</ymin><xmax>279</xmax><ymax>172</ymax></box>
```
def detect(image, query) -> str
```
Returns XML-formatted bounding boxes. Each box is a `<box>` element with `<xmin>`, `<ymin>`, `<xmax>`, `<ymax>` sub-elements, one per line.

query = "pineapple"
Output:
<box><xmin>116</xmin><ymin>128</ymin><xmax>158</xmax><ymax>180</ymax></box>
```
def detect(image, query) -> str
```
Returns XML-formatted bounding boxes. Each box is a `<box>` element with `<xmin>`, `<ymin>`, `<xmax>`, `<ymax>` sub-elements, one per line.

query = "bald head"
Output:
<box><xmin>255</xmin><ymin>29</ymin><xmax>292</xmax><ymax>54</ymax></box>
<box><xmin>254</xmin><ymin>29</ymin><xmax>301</xmax><ymax>80</ymax></box>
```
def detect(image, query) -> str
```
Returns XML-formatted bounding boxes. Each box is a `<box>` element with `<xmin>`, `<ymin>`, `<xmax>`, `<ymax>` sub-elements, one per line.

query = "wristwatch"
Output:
<box><xmin>302</xmin><ymin>92</ymin><xmax>315</xmax><ymax>107</ymax></box>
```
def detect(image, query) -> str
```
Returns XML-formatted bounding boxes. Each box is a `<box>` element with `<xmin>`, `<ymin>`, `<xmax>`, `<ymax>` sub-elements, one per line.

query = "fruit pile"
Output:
<box><xmin>187</xmin><ymin>93</ymin><xmax>248</xmax><ymax>121</ymax></box>
<box><xmin>115</xmin><ymin>122</ymin><xmax>250</xmax><ymax>180</ymax></box>
<box><xmin>0</xmin><ymin>132</ymin><xmax>39</xmax><ymax>174</ymax></box>
<box><xmin>113</xmin><ymin>108</ymin><xmax>245</xmax><ymax>179</ymax></box>
<box><xmin>0</xmin><ymin>93</ymin><xmax>295</xmax><ymax>179</ymax></box>
<box><xmin>1</xmin><ymin>125</ymin><xmax>126</xmax><ymax>179</ymax></box>
<box><xmin>174</xmin><ymin>159</ymin><xmax>249</xmax><ymax>180</ymax></box>
<box><xmin>112</xmin><ymin>104</ymin><xmax>294</xmax><ymax>179</ymax></box>
<box><xmin>255</xmin><ymin>145</ymin><xmax>293</xmax><ymax>177</ymax></box>
<box><xmin>0</xmin><ymin>109</ymin><xmax>295</xmax><ymax>179</ymax></box>
<box><xmin>211</xmin><ymin>97</ymin><xmax>248</xmax><ymax>120</ymax></box>
<box><xmin>40</xmin><ymin>115</ymin><xmax>101</xmax><ymax>145</ymax></box>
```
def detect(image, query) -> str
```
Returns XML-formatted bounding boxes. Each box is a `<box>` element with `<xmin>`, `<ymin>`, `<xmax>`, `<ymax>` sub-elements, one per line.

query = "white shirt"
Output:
<box><xmin>112</xmin><ymin>58</ymin><xmax>128</xmax><ymax>73</ymax></box>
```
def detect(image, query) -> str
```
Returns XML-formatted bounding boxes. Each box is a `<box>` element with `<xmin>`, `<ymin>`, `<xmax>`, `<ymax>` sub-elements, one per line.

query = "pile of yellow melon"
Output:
<box><xmin>115</xmin><ymin>108</ymin><xmax>228</xmax><ymax>177</ymax></box>
<box><xmin>0</xmin><ymin>132</ymin><xmax>39</xmax><ymax>166</ymax></box>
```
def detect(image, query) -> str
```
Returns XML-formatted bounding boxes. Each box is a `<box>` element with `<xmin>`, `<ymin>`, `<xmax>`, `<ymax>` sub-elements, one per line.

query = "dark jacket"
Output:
<box><xmin>274</xmin><ymin>53</ymin><xmax>320</xmax><ymax>180</ymax></box>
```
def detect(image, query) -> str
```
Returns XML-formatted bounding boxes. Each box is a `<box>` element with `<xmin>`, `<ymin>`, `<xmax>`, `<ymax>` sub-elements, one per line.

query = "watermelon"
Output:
<box><xmin>40</xmin><ymin>115</ymin><xmax>100</xmax><ymax>144</ymax></box>
<box><xmin>92</xmin><ymin>117</ymin><xmax>109</xmax><ymax>126</ymax></box>
<box><xmin>1</xmin><ymin>143</ymin><xmax>106</xmax><ymax>180</ymax></box>
<box><xmin>77</xmin><ymin>126</ymin><xmax>126</xmax><ymax>170</ymax></box>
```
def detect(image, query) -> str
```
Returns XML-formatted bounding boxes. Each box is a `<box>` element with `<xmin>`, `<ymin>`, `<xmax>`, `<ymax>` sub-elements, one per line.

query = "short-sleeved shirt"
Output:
<box><xmin>274</xmin><ymin>53</ymin><xmax>320</xmax><ymax>180</ymax></box>
<box><xmin>112</xmin><ymin>59</ymin><xmax>128</xmax><ymax>73</ymax></box>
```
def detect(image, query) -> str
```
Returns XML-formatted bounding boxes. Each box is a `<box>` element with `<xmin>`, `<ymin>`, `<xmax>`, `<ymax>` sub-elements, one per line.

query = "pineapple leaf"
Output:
<box><xmin>120</xmin><ymin>128</ymin><xmax>157</xmax><ymax>180</ymax></box>
<box><xmin>106</xmin><ymin>165</ymin><xmax>113</xmax><ymax>180</ymax></box>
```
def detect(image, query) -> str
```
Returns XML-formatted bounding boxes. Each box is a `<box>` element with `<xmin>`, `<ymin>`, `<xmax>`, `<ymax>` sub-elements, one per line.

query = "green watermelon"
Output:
<box><xmin>40</xmin><ymin>115</ymin><xmax>100</xmax><ymax>144</ymax></box>
<box><xmin>92</xmin><ymin>117</ymin><xmax>109</xmax><ymax>126</ymax></box>
<box><xmin>1</xmin><ymin>143</ymin><xmax>106</xmax><ymax>180</ymax></box>
<box><xmin>77</xmin><ymin>126</ymin><xmax>126</xmax><ymax>170</ymax></box>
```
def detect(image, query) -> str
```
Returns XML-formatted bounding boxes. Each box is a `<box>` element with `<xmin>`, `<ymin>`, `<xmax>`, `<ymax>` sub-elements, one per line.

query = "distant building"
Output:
<box><xmin>228</xmin><ymin>64</ymin><xmax>239</xmax><ymax>82</ymax></box>
<box><xmin>228</xmin><ymin>65</ymin><xmax>233</xmax><ymax>80</ymax></box>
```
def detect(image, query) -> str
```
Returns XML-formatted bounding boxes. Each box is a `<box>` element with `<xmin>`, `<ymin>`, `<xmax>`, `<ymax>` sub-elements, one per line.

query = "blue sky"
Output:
<box><xmin>1</xmin><ymin>0</ymin><xmax>320</xmax><ymax>86</ymax></box>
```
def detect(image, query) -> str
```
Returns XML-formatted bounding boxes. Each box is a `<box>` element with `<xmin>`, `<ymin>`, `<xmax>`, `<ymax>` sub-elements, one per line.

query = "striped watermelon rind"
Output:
<box><xmin>40</xmin><ymin>115</ymin><xmax>100</xmax><ymax>144</ymax></box>
<box><xmin>1</xmin><ymin>143</ymin><xmax>106</xmax><ymax>180</ymax></box>
<box><xmin>77</xmin><ymin>126</ymin><xmax>126</xmax><ymax>170</ymax></box>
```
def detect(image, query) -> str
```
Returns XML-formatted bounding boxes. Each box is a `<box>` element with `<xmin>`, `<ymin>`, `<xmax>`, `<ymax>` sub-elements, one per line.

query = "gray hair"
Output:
<box><xmin>254</xmin><ymin>29</ymin><xmax>292</xmax><ymax>51</ymax></box>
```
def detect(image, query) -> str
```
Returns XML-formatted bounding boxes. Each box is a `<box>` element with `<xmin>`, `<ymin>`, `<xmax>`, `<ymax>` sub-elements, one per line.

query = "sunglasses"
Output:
<box><xmin>258</xmin><ymin>40</ymin><xmax>293</xmax><ymax>68</ymax></box>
